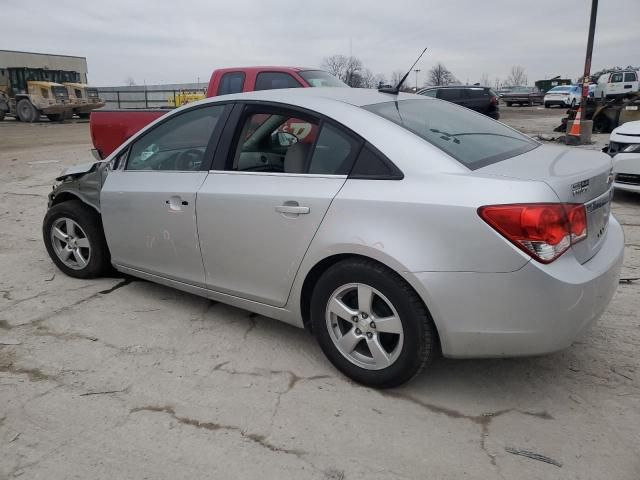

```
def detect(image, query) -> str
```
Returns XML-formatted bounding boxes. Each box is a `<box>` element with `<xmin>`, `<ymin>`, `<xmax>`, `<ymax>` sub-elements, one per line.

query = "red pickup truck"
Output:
<box><xmin>90</xmin><ymin>67</ymin><xmax>346</xmax><ymax>158</ymax></box>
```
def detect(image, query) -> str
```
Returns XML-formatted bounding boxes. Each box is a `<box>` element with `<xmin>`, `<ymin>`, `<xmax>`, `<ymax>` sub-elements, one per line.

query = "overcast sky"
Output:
<box><xmin>3</xmin><ymin>0</ymin><xmax>639</xmax><ymax>87</ymax></box>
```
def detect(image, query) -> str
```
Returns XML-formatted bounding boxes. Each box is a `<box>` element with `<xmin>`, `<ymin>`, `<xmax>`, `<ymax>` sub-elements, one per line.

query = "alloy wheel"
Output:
<box><xmin>325</xmin><ymin>283</ymin><xmax>404</xmax><ymax>370</ymax></box>
<box><xmin>50</xmin><ymin>217</ymin><xmax>91</xmax><ymax>270</ymax></box>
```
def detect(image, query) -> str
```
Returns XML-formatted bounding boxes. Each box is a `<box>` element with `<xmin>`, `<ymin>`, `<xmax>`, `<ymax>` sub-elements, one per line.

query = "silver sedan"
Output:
<box><xmin>43</xmin><ymin>88</ymin><xmax>624</xmax><ymax>388</ymax></box>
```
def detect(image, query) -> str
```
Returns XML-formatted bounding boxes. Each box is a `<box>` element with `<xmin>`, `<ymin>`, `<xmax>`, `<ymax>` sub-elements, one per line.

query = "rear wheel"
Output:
<box><xmin>77</xmin><ymin>112</ymin><xmax>91</xmax><ymax>119</ymax></box>
<box><xmin>46</xmin><ymin>113</ymin><xmax>63</xmax><ymax>122</ymax></box>
<box><xmin>311</xmin><ymin>259</ymin><xmax>436</xmax><ymax>388</ymax></box>
<box><xmin>43</xmin><ymin>200</ymin><xmax>111</xmax><ymax>279</ymax></box>
<box><xmin>506</xmin><ymin>102</ymin><xmax>512</xmax><ymax>107</ymax></box>
<box><xmin>17</xmin><ymin>99</ymin><xmax>39</xmax><ymax>122</ymax></box>
<box><xmin>544</xmin><ymin>103</ymin><xmax>550</xmax><ymax>108</ymax></box>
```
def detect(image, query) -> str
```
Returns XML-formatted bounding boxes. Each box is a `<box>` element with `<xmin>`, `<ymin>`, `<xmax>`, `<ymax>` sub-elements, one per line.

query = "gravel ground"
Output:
<box><xmin>1</xmin><ymin>112</ymin><xmax>639</xmax><ymax>479</ymax></box>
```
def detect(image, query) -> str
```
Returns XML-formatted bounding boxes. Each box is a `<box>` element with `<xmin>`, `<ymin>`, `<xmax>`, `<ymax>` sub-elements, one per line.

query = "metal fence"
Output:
<box><xmin>97</xmin><ymin>87</ymin><xmax>207</xmax><ymax>109</ymax></box>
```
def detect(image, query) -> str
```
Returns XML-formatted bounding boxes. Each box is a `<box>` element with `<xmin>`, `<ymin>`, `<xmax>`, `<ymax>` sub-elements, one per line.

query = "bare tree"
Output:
<box><xmin>427</xmin><ymin>63</ymin><xmax>456</xmax><ymax>86</ymax></box>
<box><xmin>479</xmin><ymin>73</ymin><xmax>490</xmax><ymax>87</ymax></box>
<box><xmin>390</xmin><ymin>70</ymin><xmax>405</xmax><ymax>87</ymax></box>
<box><xmin>360</xmin><ymin>68</ymin><xmax>378</xmax><ymax>89</ymax></box>
<box><xmin>322</xmin><ymin>55</ymin><xmax>365</xmax><ymax>87</ymax></box>
<box><xmin>322</xmin><ymin>55</ymin><xmax>349</xmax><ymax>80</ymax></box>
<box><xmin>124</xmin><ymin>76</ymin><xmax>136</xmax><ymax>86</ymax></box>
<box><xmin>506</xmin><ymin>66</ymin><xmax>527</xmax><ymax>86</ymax></box>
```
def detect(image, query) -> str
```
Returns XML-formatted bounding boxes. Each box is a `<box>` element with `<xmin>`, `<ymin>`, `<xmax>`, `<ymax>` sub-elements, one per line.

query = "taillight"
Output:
<box><xmin>478</xmin><ymin>204</ymin><xmax>588</xmax><ymax>263</ymax></box>
<box><xmin>490</xmin><ymin>95</ymin><xmax>498</xmax><ymax>105</ymax></box>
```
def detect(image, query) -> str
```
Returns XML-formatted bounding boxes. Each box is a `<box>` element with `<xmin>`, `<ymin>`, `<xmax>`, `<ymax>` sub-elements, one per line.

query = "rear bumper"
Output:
<box><xmin>613</xmin><ymin>153</ymin><xmax>640</xmax><ymax>193</ymax></box>
<box><xmin>413</xmin><ymin>216</ymin><xmax>624</xmax><ymax>358</ymax></box>
<box><xmin>544</xmin><ymin>97</ymin><xmax>571</xmax><ymax>106</ymax></box>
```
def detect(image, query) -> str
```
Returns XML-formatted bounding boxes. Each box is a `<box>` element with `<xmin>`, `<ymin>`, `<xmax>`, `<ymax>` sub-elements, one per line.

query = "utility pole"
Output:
<box><xmin>570</xmin><ymin>0</ymin><xmax>598</xmax><ymax>142</ymax></box>
<box><xmin>414</xmin><ymin>69</ymin><xmax>421</xmax><ymax>92</ymax></box>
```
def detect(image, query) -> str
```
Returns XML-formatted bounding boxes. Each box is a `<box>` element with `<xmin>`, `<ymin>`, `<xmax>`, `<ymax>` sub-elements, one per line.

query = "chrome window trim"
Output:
<box><xmin>208</xmin><ymin>170</ymin><xmax>347</xmax><ymax>179</ymax></box>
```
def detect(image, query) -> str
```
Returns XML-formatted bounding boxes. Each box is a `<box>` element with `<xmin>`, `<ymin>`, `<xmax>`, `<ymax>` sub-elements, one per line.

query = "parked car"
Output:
<box><xmin>607</xmin><ymin>120</ymin><xmax>640</xmax><ymax>193</ymax></box>
<box><xmin>544</xmin><ymin>85</ymin><xmax>582</xmax><ymax>108</ymax></box>
<box><xmin>90</xmin><ymin>66</ymin><xmax>347</xmax><ymax>158</ymax></box>
<box><xmin>417</xmin><ymin>86</ymin><xmax>499</xmax><ymax>119</ymax></box>
<box><xmin>43</xmin><ymin>88</ymin><xmax>623</xmax><ymax>388</ymax></box>
<box><xmin>595</xmin><ymin>70</ymin><xmax>639</xmax><ymax>100</ymax></box>
<box><xmin>501</xmin><ymin>86</ymin><xmax>544</xmax><ymax>106</ymax></box>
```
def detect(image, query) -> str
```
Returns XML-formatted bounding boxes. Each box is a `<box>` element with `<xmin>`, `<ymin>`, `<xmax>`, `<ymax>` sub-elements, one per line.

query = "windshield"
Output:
<box><xmin>363</xmin><ymin>99</ymin><xmax>538</xmax><ymax>170</ymax></box>
<box><xmin>549</xmin><ymin>86</ymin><xmax>571</xmax><ymax>93</ymax></box>
<box><xmin>299</xmin><ymin>70</ymin><xmax>348</xmax><ymax>88</ymax></box>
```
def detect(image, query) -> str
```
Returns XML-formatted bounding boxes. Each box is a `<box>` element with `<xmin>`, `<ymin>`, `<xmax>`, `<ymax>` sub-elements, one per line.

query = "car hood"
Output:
<box><xmin>610</xmin><ymin>120</ymin><xmax>640</xmax><ymax>144</ymax></box>
<box><xmin>55</xmin><ymin>161</ymin><xmax>103</xmax><ymax>181</ymax></box>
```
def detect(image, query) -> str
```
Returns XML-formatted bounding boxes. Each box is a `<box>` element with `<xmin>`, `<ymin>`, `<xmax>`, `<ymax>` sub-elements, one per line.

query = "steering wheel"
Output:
<box><xmin>175</xmin><ymin>149</ymin><xmax>203</xmax><ymax>171</ymax></box>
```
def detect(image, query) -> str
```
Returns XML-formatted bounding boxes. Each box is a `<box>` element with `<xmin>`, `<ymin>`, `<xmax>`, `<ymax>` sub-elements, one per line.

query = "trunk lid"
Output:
<box><xmin>477</xmin><ymin>144</ymin><xmax>614</xmax><ymax>264</ymax></box>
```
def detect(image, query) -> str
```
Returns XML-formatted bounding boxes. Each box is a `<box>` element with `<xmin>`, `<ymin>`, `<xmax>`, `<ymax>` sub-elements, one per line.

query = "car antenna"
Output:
<box><xmin>379</xmin><ymin>47</ymin><xmax>428</xmax><ymax>94</ymax></box>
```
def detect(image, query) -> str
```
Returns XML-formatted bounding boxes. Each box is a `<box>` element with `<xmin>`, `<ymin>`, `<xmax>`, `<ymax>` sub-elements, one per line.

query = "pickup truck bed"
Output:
<box><xmin>90</xmin><ymin>109</ymin><xmax>165</xmax><ymax>159</ymax></box>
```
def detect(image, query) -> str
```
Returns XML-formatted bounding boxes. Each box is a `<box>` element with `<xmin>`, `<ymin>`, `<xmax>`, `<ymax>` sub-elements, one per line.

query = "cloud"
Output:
<box><xmin>2</xmin><ymin>0</ymin><xmax>638</xmax><ymax>86</ymax></box>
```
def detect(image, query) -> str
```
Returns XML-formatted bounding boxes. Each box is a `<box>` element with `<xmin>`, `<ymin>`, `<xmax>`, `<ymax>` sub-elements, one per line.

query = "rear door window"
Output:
<box><xmin>254</xmin><ymin>72</ymin><xmax>302</xmax><ymax>91</ymax></box>
<box><xmin>363</xmin><ymin>99</ymin><xmax>538</xmax><ymax>170</ymax></box>
<box><xmin>437</xmin><ymin>89</ymin><xmax>462</xmax><ymax>101</ymax></box>
<box><xmin>465</xmin><ymin>88</ymin><xmax>488</xmax><ymax>99</ymax></box>
<box><xmin>623</xmin><ymin>72</ymin><xmax>637</xmax><ymax>82</ymax></box>
<box><xmin>218</xmin><ymin>72</ymin><xmax>245</xmax><ymax>95</ymax></box>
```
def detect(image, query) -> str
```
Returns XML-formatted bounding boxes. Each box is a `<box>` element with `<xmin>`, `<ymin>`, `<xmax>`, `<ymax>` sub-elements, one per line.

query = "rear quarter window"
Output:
<box><xmin>363</xmin><ymin>99</ymin><xmax>538</xmax><ymax>170</ymax></box>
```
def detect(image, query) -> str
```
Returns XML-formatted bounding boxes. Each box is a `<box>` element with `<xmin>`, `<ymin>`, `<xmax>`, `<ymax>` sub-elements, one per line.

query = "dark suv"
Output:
<box><xmin>417</xmin><ymin>86</ymin><xmax>500</xmax><ymax>120</ymax></box>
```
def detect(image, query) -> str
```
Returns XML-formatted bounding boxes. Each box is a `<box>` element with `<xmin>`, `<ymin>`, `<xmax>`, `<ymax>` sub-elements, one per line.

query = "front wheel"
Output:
<box><xmin>43</xmin><ymin>200</ymin><xmax>111</xmax><ymax>278</ymax></box>
<box><xmin>17</xmin><ymin>99</ymin><xmax>39</xmax><ymax>122</ymax></box>
<box><xmin>311</xmin><ymin>259</ymin><xmax>436</xmax><ymax>388</ymax></box>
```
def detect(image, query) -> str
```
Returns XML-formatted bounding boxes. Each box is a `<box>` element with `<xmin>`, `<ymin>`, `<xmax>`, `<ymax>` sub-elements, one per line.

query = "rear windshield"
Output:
<box><xmin>549</xmin><ymin>86</ymin><xmax>571</xmax><ymax>92</ymax></box>
<box><xmin>299</xmin><ymin>70</ymin><xmax>348</xmax><ymax>88</ymax></box>
<box><xmin>363</xmin><ymin>99</ymin><xmax>538</xmax><ymax>170</ymax></box>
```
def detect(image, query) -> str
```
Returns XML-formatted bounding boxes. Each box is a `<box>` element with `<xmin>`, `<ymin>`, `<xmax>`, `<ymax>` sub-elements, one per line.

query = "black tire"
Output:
<box><xmin>46</xmin><ymin>113</ymin><xmax>64</xmax><ymax>122</ymax></box>
<box><xmin>506</xmin><ymin>102</ymin><xmax>512</xmax><ymax>107</ymax></box>
<box><xmin>16</xmin><ymin>99</ymin><xmax>39</xmax><ymax>123</ymax></box>
<box><xmin>311</xmin><ymin>258</ymin><xmax>436</xmax><ymax>388</ymax></box>
<box><xmin>43</xmin><ymin>200</ymin><xmax>111</xmax><ymax>279</ymax></box>
<box><xmin>544</xmin><ymin>103</ymin><xmax>550</xmax><ymax>108</ymax></box>
<box><xmin>77</xmin><ymin>112</ymin><xmax>91</xmax><ymax>119</ymax></box>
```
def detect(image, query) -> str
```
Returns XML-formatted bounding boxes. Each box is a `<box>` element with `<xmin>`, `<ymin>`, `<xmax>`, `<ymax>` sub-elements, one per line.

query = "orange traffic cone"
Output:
<box><xmin>568</xmin><ymin>107</ymin><xmax>582</xmax><ymax>137</ymax></box>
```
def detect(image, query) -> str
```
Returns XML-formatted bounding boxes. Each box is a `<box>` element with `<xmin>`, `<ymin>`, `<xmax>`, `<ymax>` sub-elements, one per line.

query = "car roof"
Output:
<box><xmin>214</xmin><ymin>66</ymin><xmax>315</xmax><ymax>75</ymax></box>
<box><xmin>202</xmin><ymin>87</ymin><xmax>426</xmax><ymax>108</ymax></box>
<box><xmin>421</xmin><ymin>85</ymin><xmax>490</xmax><ymax>90</ymax></box>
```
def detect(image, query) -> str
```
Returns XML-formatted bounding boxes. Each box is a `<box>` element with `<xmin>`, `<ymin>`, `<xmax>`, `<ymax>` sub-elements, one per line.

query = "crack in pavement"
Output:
<box><xmin>382</xmin><ymin>391</ymin><xmax>553</xmax><ymax>469</ymax></box>
<box><xmin>210</xmin><ymin>361</ymin><xmax>331</xmax><ymax>393</ymax></box>
<box><xmin>130</xmin><ymin>405</ymin><xmax>308</xmax><ymax>457</ymax></box>
<box><xmin>15</xmin><ymin>278</ymin><xmax>135</xmax><ymax>327</ymax></box>
<box><xmin>0</xmin><ymin>350</ymin><xmax>55</xmax><ymax>383</ymax></box>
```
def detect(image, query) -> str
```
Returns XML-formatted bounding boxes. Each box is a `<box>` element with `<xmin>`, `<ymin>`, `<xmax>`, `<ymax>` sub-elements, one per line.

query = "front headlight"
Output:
<box><xmin>621</xmin><ymin>143</ymin><xmax>640</xmax><ymax>153</ymax></box>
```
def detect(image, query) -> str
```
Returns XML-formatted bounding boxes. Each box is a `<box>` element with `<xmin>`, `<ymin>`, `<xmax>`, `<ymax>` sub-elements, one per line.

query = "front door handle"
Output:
<box><xmin>275</xmin><ymin>205</ymin><xmax>310</xmax><ymax>215</ymax></box>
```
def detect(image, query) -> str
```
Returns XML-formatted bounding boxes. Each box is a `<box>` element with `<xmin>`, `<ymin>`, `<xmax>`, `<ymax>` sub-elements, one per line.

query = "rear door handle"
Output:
<box><xmin>275</xmin><ymin>205</ymin><xmax>310</xmax><ymax>215</ymax></box>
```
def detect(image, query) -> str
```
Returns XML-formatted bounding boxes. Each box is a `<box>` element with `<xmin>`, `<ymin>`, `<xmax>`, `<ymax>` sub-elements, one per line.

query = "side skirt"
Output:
<box><xmin>114</xmin><ymin>264</ymin><xmax>304</xmax><ymax>328</ymax></box>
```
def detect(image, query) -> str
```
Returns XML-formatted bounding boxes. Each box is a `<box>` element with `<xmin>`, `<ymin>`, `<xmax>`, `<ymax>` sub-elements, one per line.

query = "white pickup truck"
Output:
<box><xmin>595</xmin><ymin>70</ymin><xmax>639</xmax><ymax>99</ymax></box>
